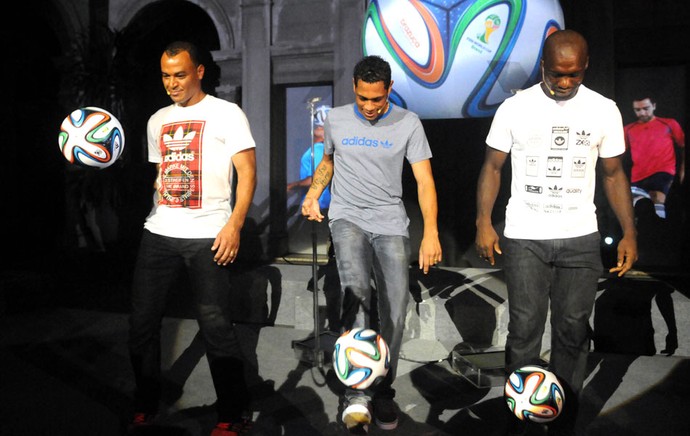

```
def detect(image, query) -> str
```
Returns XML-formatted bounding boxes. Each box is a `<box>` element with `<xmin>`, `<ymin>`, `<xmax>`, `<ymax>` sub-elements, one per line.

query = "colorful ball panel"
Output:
<box><xmin>363</xmin><ymin>0</ymin><xmax>564</xmax><ymax>119</ymax></box>
<box><xmin>333</xmin><ymin>328</ymin><xmax>390</xmax><ymax>390</ymax></box>
<box><xmin>58</xmin><ymin>107</ymin><xmax>125</xmax><ymax>169</ymax></box>
<box><xmin>504</xmin><ymin>365</ymin><xmax>565</xmax><ymax>423</ymax></box>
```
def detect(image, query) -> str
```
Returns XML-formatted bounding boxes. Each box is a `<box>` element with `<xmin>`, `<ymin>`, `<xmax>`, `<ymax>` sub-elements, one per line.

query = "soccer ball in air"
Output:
<box><xmin>504</xmin><ymin>365</ymin><xmax>565</xmax><ymax>423</ymax></box>
<box><xmin>362</xmin><ymin>0</ymin><xmax>564</xmax><ymax>119</ymax></box>
<box><xmin>333</xmin><ymin>328</ymin><xmax>390</xmax><ymax>389</ymax></box>
<box><xmin>58</xmin><ymin>107</ymin><xmax>125</xmax><ymax>169</ymax></box>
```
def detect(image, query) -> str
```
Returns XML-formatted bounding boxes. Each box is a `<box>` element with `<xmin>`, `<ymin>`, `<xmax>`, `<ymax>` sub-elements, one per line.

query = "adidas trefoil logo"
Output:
<box><xmin>164</xmin><ymin>126</ymin><xmax>197</xmax><ymax>150</ymax></box>
<box><xmin>576</xmin><ymin>130</ymin><xmax>591</xmax><ymax>146</ymax></box>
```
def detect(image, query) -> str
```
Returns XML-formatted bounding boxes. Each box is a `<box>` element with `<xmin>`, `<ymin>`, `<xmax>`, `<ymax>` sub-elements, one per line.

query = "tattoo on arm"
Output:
<box><xmin>311</xmin><ymin>165</ymin><xmax>332</xmax><ymax>189</ymax></box>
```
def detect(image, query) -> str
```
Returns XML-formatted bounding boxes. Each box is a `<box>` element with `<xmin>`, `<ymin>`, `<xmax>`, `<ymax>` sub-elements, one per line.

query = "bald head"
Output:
<box><xmin>540</xmin><ymin>30</ymin><xmax>589</xmax><ymax>100</ymax></box>
<box><xmin>542</xmin><ymin>30</ymin><xmax>589</xmax><ymax>65</ymax></box>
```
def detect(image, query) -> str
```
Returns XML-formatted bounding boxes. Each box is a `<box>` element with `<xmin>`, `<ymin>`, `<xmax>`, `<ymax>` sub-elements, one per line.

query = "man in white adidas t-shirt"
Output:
<box><xmin>127</xmin><ymin>41</ymin><xmax>257</xmax><ymax>436</ymax></box>
<box><xmin>475</xmin><ymin>30</ymin><xmax>637</xmax><ymax>436</ymax></box>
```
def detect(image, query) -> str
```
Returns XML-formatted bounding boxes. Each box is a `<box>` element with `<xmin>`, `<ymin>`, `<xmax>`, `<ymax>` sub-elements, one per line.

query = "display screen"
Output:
<box><xmin>362</xmin><ymin>0</ymin><xmax>564</xmax><ymax>119</ymax></box>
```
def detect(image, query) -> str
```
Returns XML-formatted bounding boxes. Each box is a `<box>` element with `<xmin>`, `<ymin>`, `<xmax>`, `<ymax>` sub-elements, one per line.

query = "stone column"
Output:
<box><xmin>241</xmin><ymin>0</ymin><xmax>272</xmax><ymax>260</ymax></box>
<box><xmin>333</xmin><ymin>0</ymin><xmax>366</xmax><ymax>106</ymax></box>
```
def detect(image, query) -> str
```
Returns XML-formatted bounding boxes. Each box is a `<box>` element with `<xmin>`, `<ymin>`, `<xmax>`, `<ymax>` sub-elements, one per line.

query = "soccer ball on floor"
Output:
<box><xmin>333</xmin><ymin>328</ymin><xmax>390</xmax><ymax>389</ymax></box>
<box><xmin>58</xmin><ymin>107</ymin><xmax>125</xmax><ymax>169</ymax></box>
<box><xmin>504</xmin><ymin>365</ymin><xmax>565</xmax><ymax>423</ymax></box>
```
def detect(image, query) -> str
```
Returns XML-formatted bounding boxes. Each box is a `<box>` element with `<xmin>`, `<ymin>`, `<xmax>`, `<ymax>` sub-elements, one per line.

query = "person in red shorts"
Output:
<box><xmin>624</xmin><ymin>97</ymin><xmax>685</xmax><ymax>218</ymax></box>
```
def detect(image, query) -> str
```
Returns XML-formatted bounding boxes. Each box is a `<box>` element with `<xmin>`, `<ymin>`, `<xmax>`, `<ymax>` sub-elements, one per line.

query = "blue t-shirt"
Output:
<box><xmin>299</xmin><ymin>141</ymin><xmax>331</xmax><ymax>209</ymax></box>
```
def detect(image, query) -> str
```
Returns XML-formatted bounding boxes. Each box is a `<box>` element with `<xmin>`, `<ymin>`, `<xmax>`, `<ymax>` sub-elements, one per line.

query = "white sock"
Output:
<box><xmin>654</xmin><ymin>203</ymin><xmax>666</xmax><ymax>218</ymax></box>
<box><xmin>631</xmin><ymin>186</ymin><xmax>650</xmax><ymax>206</ymax></box>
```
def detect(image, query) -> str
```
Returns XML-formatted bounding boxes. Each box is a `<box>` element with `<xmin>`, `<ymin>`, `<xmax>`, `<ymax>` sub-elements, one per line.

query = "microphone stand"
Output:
<box><xmin>291</xmin><ymin>97</ymin><xmax>338</xmax><ymax>371</ymax></box>
<box><xmin>307</xmin><ymin>98</ymin><xmax>325</xmax><ymax>369</ymax></box>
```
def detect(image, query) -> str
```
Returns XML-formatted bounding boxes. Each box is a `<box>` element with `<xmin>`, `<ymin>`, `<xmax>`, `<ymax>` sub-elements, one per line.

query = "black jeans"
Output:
<box><xmin>503</xmin><ymin>232</ymin><xmax>602</xmax><ymax>396</ymax></box>
<box><xmin>128</xmin><ymin>230</ymin><xmax>248</xmax><ymax>420</ymax></box>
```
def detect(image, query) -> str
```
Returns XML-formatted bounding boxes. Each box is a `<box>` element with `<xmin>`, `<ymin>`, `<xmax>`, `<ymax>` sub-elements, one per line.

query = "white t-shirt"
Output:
<box><xmin>486</xmin><ymin>83</ymin><xmax>625</xmax><ymax>240</ymax></box>
<box><xmin>144</xmin><ymin>95</ymin><xmax>255</xmax><ymax>238</ymax></box>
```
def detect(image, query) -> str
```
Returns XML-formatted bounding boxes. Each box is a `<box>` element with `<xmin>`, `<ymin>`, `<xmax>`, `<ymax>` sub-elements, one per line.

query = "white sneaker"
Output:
<box><xmin>342</xmin><ymin>399</ymin><xmax>371</xmax><ymax>434</ymax></box>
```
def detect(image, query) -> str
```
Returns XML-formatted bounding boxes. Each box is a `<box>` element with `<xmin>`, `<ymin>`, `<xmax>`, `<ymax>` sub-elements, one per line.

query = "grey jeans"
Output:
<box><xmin>330</xmin><ymin>219</ymin><xmax>411</xmax><ymax>401</ymax></box>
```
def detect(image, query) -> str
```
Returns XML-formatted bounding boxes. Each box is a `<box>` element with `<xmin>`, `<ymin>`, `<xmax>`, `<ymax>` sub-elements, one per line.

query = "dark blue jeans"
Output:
<box><xmin>330</xmin><ymin>219</ymin><xmax>411</xmax><ymax>402</ymax></box>
<box><xmin>128</xmin><ymin>230</ymin><xmax>248</xmax><ymax>420</ymax></box>
<box><xmin>503</xmin><ymin>232</ymin><xmax>602</xmax><ymax>395</ymax></box>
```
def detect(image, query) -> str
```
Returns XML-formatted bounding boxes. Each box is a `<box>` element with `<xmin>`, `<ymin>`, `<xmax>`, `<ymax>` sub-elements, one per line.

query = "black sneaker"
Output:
<box><xmin>547</xmin><ymin>421</ymin><xmax>575</xmax><ymax>436</ymax></box>
<box><xmin>507</xmin><ymin>418</ymin><xmax>528</xmax><ymax>436</ymax></box>
<box><xmin>373</xmin><ymin>398</ymin><xmax>398</xmax><ymax>430</ymax></box>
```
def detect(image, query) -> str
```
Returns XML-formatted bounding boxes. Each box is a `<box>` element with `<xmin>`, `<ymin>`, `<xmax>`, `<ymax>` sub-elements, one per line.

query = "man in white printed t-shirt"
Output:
<box><xmin>127</xmin><ymin>41</ymin><xmax>257</xmax><ymax>436</ymax></box>
<box><xmin>474</xmin><ymin>30</ymin><xmax>637</xmax><ymax>436</ymax></box>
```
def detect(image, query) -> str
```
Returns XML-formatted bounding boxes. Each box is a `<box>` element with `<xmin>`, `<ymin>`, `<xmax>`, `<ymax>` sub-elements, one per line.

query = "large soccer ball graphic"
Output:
<box><xmin>504</xmin><ymin>365</ymin><xmax>565</xmax><ymax>423</ymax></box>
<box><xmin>363</xmin><ymin>0</ymin><xmax>565</xmax><ymax>119</ymax></box>
<box><xmin>333</xmin><ymin>328</ymin><xmax>390</xmax><ymax>389</ymax></box>
<box><xmin>58</xmin><ymin>107</ymin><xmax>125</xmax><ymax>169</ymax></box>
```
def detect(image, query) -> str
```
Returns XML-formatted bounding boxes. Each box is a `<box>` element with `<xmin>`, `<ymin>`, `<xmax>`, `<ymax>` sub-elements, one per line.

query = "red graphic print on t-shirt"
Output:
<box><xmin>158</xmin><ymin>120</ymin><xmax>205</xmax><ymax>208</ymax></box>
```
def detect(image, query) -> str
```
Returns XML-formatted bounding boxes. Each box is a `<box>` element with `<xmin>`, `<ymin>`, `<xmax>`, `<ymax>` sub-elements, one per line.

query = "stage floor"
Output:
<box><xmin>2</xmin><ymin>256</ymin><xmax>690</xmax><ymax>435</ymax></box>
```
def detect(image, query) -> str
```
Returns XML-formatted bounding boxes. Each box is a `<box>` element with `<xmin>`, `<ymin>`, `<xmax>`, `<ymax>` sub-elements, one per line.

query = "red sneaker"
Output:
<box><xmin>210</xmin><ymin>419</ymin><xmax>253</xmax><ymax>436</ymax></box>
<box><xmin>128</xmin><ymin>412</ymin><xmax>155</xmax><ymax>431</ymax></box>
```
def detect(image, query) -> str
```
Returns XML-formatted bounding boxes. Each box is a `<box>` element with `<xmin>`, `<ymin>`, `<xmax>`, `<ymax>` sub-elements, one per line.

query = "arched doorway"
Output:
<box><xmin>113</xmin><ymin>0</ymin><xmax>222</xmax><ymax>254</ymax></box>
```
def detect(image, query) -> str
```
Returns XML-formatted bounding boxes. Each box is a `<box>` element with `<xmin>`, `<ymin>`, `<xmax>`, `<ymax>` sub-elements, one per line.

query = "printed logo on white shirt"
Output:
<box><xmin>546</xmin><ymin>156</ymin><xmax>563</xmax><ymax>177</ymax></box>
<box><xmin>547</xmin><ymin>184</ymin><xmax>563</xmax><ymax>198</ymax></box>
<box><xmin>526</xmin><ymin>156</ymin><xmax>539</xmax><ymax>176</ymax></box>
<box><xmin>158</xmin><ymin>120</ymin><xmax>206</xmax><ymax>208</ymax></box>
<box><xmin>571</xmin><ymin>157</ymin><xmax>587</xmax><ymax>178</ymax></box>
<box><xmin>551</xmin><ymin>126</ymin><xmax>569</xmax><ymax>150</ymax></box>
<box><xmin>575</xmin><ymin>130</ymin><xmax>591</xmax><ymax>147</ymax></box>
